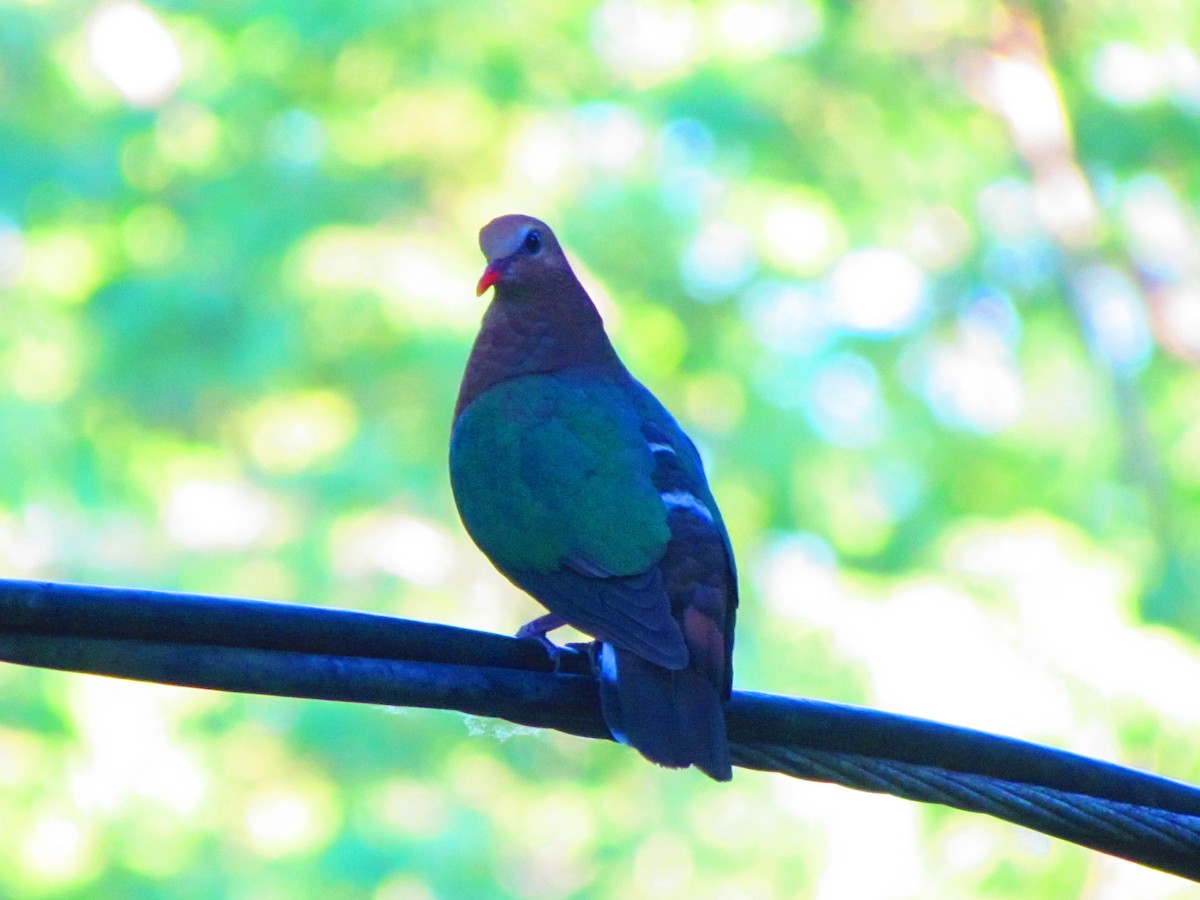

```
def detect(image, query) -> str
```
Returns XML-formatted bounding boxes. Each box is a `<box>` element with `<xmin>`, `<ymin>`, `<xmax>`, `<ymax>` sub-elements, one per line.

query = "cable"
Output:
<box><xmin>0</xmin><ymin>578</ymin><xmax>1196</xmax><ymax>880</ymax></box>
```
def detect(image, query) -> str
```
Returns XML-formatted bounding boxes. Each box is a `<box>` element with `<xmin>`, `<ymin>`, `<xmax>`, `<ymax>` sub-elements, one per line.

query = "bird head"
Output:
<box><xmin>476</xmin><ymin>214</ymin><xmax>569</xmax><ymax>296</ymax></box>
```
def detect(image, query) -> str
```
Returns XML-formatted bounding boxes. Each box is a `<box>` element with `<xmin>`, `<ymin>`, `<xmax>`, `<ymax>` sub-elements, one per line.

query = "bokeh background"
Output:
<box><xmin>2</xmin><ymin>0</ymin><xmax>1200</xmax><ymax>896</ymax></box>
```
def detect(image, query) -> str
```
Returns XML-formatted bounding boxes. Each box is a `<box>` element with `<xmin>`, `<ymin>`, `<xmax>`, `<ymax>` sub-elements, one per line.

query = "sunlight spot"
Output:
<box><xmin>902</xmin><ymin>206</ymin><xmax>973</xmax><ymax>271</ymax></box>
<box><xmin>684</xmin><ymin>371</ymin><xmax>745</xmax><ymax>433</ymax></box>
<box><xmin>373</xmin><ymin>780</ymin><xmax>450</xmax><ymax>838</ymax></box>
<box><xmin>946</xmin><ymin>518</ymin><xmax>1200</xmax><ymax>727</ymax></box>
<box><xmin>384</xmin><ymin>241</ymin><xmax>479</xmax><ymax>322</ymax></box>
<box><xmin>350</xmin><ymin>86</ymin><xmax>492</xmax><ymax>167</ymax></box>
<box><xmin>20</xmin><ymin>815</ymin><xmax>95</xmax><ymax>886</ymax></box>
<box><xmin>21</xmin><ymin>231</ymin><xmax>102</xmax><ymax>303</ymax></box>
<box><xmin>1150</xmin><ymin>282</ymin><xmax>1200</xmax><ymax>361</ymax></box>
<box><xmin>244</xmin><ymin>391</ymin><xmax>357</xmax><ymax>474</ymax></box>
<box><xmin>0</xmin><ymin>509</ymin><xmax>56</xmax><ymax>575</ymax></box>
<box><xmin>1088</xmin><ymin>852</ymin><xmax>1200</xmax><ymax>900</ymax></box>
<box><xmin>1072</xmin><ymin>265</ymin><xmax>1152</xmax><ymax>374</ymax></box>
<box><xmin>511</xmin><ymin>117</ymin><xmax>570</xmax><ymax>190</ymax></box>
<box><xmin>941</xmin><ymin>822</ymin><xmax>999</xmax><ymax>873</ymax></box>
<box><xmin>331</xmin><ymin>512</ymin><xmax>456</xmax><ymax>587</ymax></box>
<box><xmin>1032</xmin><ymin>161</ymin><xmax>1098</xmax><ymax>248</ymax></box>
<box><xmin>593</xmin><ymin>1</ymin><xmax>701</xmax><ymax>85</ymax></box>
<box><xmin>681</xmin><ymin>220</ymin><xmax>757</xmax><ymax>299</ymax></box>
<box><xmin>1164</xmin><ymin>44</ymin><xmax>1200</xmax><ymax>110</ymax></box>
<box><xmin>742</xmin><ymin>282</ymin><xmax>830</xmax><ymax>356</ymax></box>
<box><xmin>758</xmin><ymin>533</ymin><xmax>842</xmax><ymax>621</ymax></box>
<box><xmin>155</xmin><ymin>102</ymin><xmax>221</xmax><ymax>169</ymax></box>
<box><xmin>66</xmin><ymin>679</ymin><xmax>210</xmax><ymax>816</ymax></box>
<box><xmin>805</xmin><ymin>354</ymin><xmax>885</xmax><ymax>447</ymax></box>
<box><xmin>815</xmin><ymin>790</ymin><xmax>923</xmax><ymax>899</ymax></box>
<box><xmin>634</xmin><ymin>833</ymin><xmax>694</xmax><ymax>896</ymax></box>
<box><xmin>621</xmin><ymin>304</ymin><xmax>686</xmax><ymax>379</ymax></box>
<box><xmin>447</xmin><ymin>747</ymin><xmax>519</xmax><ymax>809</ymax></box>
<box><xmin>10</xmin><ymin>333</ymin><xmax>81</xmax><ymax>404</ymax></box>
<box><xmin>292</xmin><ymin>226</ymin><xmax>479</xmax><ymax>329</ymax></box>
<box><xmin>1092</xmin><ymin>42</ymin><xmax>1167</xmax><ymax>105</ymax></box>
<box><xmin>333</xmin><ymin>42</ymin><xmax>396</xmax><ymax>98</ymax></box>
<box><xmin>71</xmin><ymin>740</ymin><xmax>205</xmax><ymax>817</ymax></box>
<box><xmin>374</xmin><ymin>876</ymin><xmax>436</xmax><ymax>900</ymax></box>
<box><xmin>712</xmin><ymin>0</ymin><xmax>822</xmax><ymax>59</ymax></box>
<box><xmin>884</xmin><ymin>581</ymin><xmax>1073</xmax><ymax>735</ymax></box>
<box><xmin>573</xmin><ymin>103</ymin><xmax>645</xmax><ymax>173</ymax></box>
<box><xmin>690</xmin><ymin>791</ymin><xmax>768</xmax><ymax>852</ymax></box>
<box><xmin>655</xmin><ymin>118</ymin><xmax>721</xmax><ymax>215</ymax></box>
<box><xmin>242</xmin><ymin>778</ymin><xmax>339</xmax><ymax>857</ymax></box>
<box><xmin>0</xmin><ymin>217</ymin><xmax>24</xmax><ymax>287</ymax></box>
<box><xmin>0</xmin><ymin>728</ymin><xmax>42</xmax><ymax>788</ymax></box>
<box><xmin>517</xmin><ymin>792</ymin><xmax>596</xmax><ymax>860</ymax></box>
<box><xmin>709</xmin><ymin>874</ymin><xmax>788</xmax><ymax>900</ymax></box>
<box><xmin>762</xmin><ymin>195</ymin><xmax>844</xmax><ymax>275</ymax></box>
<box><xmin>984</xmin><ymin>55</ymin><xmax>1069</xmax><ymax>156</ymax></box>
<box><xmin>775</xmin><ymin>527</ymin><xmax>1083</xmax><ymax>740</ymax></box>
<box><xmin>925</xmin><ymin>291</ymin><xmax>1026</xmax><ymax>433</ymax></box>
<box><xmin>923</xmin><ymin>340</ymin><xmax>1024</xmax><ymax>434</ymax></box>
<box><xmin>959</xmin><ymin>288</ymin><xmax>1021</xmax><ymax>347</ymax></box>
<box><xmin>829</xmin><ymin>248</ymin><xmax>925</xmax><ymax>335</ymax></box>
<box><xmin>977</xmin><ymin>178</ymin><xmax>1038</xmax><ymax>239</ymax></box>
<box><xmin>86</xmin><ymin>0</ymin><xmax>183</xmax><ymax>107</ymax></box>
<box><xmin>224</xmin><ymin>559</ymin><xmax>295</xmax><ymax>601</ymax></box>
<box><xmin>1120</xmin><ymin>175</ymin><xmax>1200</xmax><ymax>271</ymax></box>
<box><xmin>164</xmin><ymin>479</ymin><xmax>287</xmax><ymax>551</ymax></box>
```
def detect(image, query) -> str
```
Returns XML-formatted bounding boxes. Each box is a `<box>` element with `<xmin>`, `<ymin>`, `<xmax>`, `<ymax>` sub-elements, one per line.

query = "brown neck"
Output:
<box><xmin>454</xmin><ymin>270</ymin><xmax>622</xmax><ymax>416</ymax></box>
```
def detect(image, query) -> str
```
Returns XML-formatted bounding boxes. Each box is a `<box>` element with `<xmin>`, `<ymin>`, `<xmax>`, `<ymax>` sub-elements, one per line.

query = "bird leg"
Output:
<box><xmin>517</xmin><ymin>613</ymin><xmax>585</xmax><ymax>670</ymax></box>
<box><xmin>516</xmin><ymin>612</ymin><xmax>567</xmax><ymax>641</ymax></box>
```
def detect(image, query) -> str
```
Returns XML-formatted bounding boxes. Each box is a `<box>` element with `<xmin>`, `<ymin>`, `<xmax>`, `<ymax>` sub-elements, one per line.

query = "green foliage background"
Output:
<box><xmin>2</xmin><ymin>0</ymin><xmax>1200</xmax><ymax>896</ymax></box>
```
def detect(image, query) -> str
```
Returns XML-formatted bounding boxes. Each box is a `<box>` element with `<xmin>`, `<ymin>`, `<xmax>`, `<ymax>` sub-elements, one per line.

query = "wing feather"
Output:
<box><xmin>451</xmin><ymin>373</ymin><xmax>686</xmax><ymax>666</ymax></box>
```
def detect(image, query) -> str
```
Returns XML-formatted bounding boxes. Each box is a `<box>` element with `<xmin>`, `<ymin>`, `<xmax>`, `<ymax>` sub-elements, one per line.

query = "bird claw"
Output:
<box><xmin>515</xmin><ymin>633</ymin><xmax>591</xmax><ymax>675</ymax></box>
<box><xmin>527</xmin><ymin>635</ymin><xmax>591</xmax><ymax>674</ymax></box>
<box><xmin>516</xmin><ymin>614</ymin><xmax>593</xmax><ymax>674</ymax></box>
<box><xmin>529</xmin><ymin>632</ymin><xmax>565</xmax><ymax>662</ymax></box>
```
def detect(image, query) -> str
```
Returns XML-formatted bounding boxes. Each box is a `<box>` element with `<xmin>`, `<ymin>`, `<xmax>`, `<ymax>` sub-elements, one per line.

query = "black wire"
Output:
<box><xmin>732</xmin><ymin>744</ymin><xmax>1200</xmax><ymax>879</ymax></box>
<box><xmin>0</xmin><ymin>578</ymin><xmax>1197</xmax><ymax>880</ymax></box>
<box><xmin>0</xmin><ymin>578</ymin><xmax>553</xmax><ymax>672</ymax></box>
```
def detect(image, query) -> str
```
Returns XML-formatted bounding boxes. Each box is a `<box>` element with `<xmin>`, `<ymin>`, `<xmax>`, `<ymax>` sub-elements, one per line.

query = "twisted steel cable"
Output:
<box><xmin>0</xmin><ymin>578</ymin><xmax>1196</xmax><ymax>880</ymax></box>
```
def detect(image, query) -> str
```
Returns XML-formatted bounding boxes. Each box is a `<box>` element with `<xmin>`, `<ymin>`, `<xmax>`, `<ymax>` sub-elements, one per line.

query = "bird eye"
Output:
<box><xmin>522</xmin><ymin>229</ymin><xmax>542</xmax><ymax>254</ymax></box>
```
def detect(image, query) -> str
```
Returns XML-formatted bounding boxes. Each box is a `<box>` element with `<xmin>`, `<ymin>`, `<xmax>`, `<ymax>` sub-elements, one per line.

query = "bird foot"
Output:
<box><xmin>529</xmin><ymin>632</ymin><xmax>566</xmax><ymax>665</ymax></box>
<box><xmin>515</xmin><ymin>615</ymin><xmax>593</xmax><ymax>674</ymax></box>
<box><xmin>515</xmin><ymin>612</ymin><xmax>567</xmax><ymax>641</ymax></box>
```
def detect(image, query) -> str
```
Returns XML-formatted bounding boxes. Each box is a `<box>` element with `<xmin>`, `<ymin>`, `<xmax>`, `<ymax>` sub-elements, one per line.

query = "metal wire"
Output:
<box><xmin>0</xmin><ymin>578</ymin><xmax>1197</xmax><ymax>881</ymax></box>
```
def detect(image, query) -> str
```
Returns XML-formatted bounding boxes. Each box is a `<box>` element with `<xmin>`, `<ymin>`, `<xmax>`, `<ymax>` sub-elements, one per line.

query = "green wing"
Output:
<box><xmin>450</xmin><ymin>373</ymin><xmax>687</xmax><ymax>666</ymax></box>
<box><xmin>450</xmin><ymin>373</ymin><xmax>671</xmax><ymax>576</ymax></box>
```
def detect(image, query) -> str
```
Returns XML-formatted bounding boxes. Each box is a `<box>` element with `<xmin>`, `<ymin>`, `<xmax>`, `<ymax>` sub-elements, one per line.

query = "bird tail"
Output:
<box><xmin>598</xmin><ymin>643</ymin><xmax>732</xmax><ymax>782</ymax></box>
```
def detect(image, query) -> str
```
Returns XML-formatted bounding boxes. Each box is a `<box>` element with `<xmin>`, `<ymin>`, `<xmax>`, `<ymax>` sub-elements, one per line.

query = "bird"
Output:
<box><xmin>449</xmin><ymin>214</ymin><xmax>737</xmax><ymax>781</ymax></box>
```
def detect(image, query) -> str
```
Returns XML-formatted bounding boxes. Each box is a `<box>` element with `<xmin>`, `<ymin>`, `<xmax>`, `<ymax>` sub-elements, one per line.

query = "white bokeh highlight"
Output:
<box><xmin>86</xmin><ymin>1</ymin><xmax>184</xmax><ymax>108</ymax></box>
<box><xmin>829</xmin><ymin>248</ymin><xmax>926</xmax><ymax>335</ymax></box>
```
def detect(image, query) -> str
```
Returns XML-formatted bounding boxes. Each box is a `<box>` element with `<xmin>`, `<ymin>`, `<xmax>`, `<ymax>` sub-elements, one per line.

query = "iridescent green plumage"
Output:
<box><xmin>450</xmin><ymin>214</ymin><xmax>736</xmax><ymax>780</ymax></box>
<box><xmin>452</xmin><ymin>374</ymin><xmax>669</xmax><ymax>576</ymax></box>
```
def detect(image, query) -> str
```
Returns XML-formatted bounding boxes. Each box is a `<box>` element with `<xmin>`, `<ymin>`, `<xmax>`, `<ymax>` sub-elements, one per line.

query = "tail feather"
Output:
<box><xmin>598</xmin><ymin>644</ymin><xmax>731</xmax><ymax>781</ymax></box>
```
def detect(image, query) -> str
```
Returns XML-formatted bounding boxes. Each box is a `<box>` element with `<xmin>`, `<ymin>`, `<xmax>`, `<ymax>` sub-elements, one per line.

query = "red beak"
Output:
<box><xmin>476</xmin><ymin>264</ymin><xmax>501</xmax><ymax>296</ymax></box>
